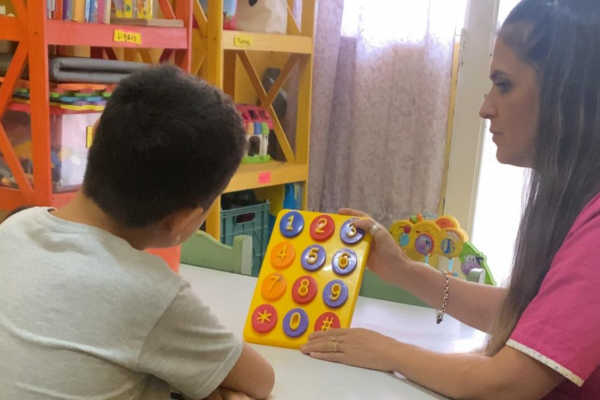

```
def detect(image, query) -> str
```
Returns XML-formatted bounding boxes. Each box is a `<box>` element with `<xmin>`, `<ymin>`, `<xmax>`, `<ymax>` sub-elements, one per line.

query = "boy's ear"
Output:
<box><xmin>164</xmin><ymin>206</ymin><xmax>206</xmax><ymax>244</ymax></box>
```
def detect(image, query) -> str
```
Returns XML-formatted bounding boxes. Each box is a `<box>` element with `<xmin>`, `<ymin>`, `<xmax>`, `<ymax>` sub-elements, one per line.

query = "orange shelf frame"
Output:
<box><xmin>0</xmin><ymin>187</ymin><xmax>27</xmax><ymax>210</ymax></box>
<box><xmin>0</xmin><ymin>17</ymin><xmax>23</xmax><ymax>41</ymax></box>
<box><xmin>46</xmin><ymin>20</ymin><xmax>189</xmax><ymax>49</ymax></box>
<box><xmin>0</xmin><ymin>0</ymin><xmax>193</xmax><ymax>211</ymax></box>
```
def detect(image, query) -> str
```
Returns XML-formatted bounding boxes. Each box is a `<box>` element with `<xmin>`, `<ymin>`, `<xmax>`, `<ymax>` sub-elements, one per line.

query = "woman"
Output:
<box><xmin>302</xmin><ymin>1</ymin><xmax>600</xmax><ymax>399</ymax></box>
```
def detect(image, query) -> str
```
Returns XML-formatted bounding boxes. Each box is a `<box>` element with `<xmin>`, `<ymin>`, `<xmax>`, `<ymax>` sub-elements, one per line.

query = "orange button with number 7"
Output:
<box><xmin>270</xmin><ymin>242</ymin><xmax>296</xmax><ymax>269</ymax></box>
<box><xmin>261</xmin><ymin>272</ymin><xmax>287</xmax><ymax>301</ymax></box>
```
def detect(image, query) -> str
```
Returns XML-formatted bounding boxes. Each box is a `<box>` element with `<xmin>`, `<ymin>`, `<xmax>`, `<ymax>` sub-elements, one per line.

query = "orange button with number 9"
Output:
<box><xmin>270</xmin><ymin>242</ymin><xmax>296</xmax><ymax>269</ymax></box>
<box><xmin>261</xmin><ymin>272</ymin><xmax>287</xmax><ymax>301</ymax></box>
<box><xmin>310</xmin><ymin>215</ymin><xmax>335</xmax><ymax>241</ymax></box>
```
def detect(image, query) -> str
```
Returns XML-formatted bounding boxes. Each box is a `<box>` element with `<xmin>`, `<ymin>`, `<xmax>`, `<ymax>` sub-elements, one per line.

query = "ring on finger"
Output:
<box><xmin>331</xmin><ymin>335</ymin><xmax>337</xmax><ymax>342</ymax></box>
<box><xmin>369</xmin><ymin>223</ymin><xmax>381</xmax><ymax>237</ymax></box>
<box><xmin>333</xmin><ymin>341</ymin><xmax>340</xmax><ymax>352</ymax></box>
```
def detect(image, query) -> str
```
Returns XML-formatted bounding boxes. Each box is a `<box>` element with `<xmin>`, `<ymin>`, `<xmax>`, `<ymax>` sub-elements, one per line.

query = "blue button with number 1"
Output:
<box><xmin>280</xmin><ymin>211</ymin><xmax>305</xmax><ymax>238</ymax></box>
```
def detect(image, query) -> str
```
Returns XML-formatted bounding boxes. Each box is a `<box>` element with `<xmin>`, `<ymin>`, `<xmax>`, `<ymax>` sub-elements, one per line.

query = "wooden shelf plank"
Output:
<box><xmin>0</xmin><ymin>187</ymin><xmax>26</xmax><ymax>210</ymax></box>
<box><xmin>52</xmin><ymin>191</ymin><xmax>78</xmax><ymax>208</ymax></box>
<box><xmin>0</xmin><ymin>17</ymin><xmax>23</xmax><ymax>41</ymax></box>
<box><xmin>0</xmin><ymin>187</ymin><xmax>79</xmax><ymax>210</ymax></box>
<box><xmin>9</xmin><ymin>102</ymin><xmax>103</xmax><ymax>115</ymax></box>
<box><xmin>46</xmin><ymin>20</ymin><xmax>189</xmax><ymax>49</ymax></box>
<box><xmin>0</xmin><ymin>188</ymin><xmax>79</xmax><ymax>210</ymax></box>
<box><xmin>222</xmin><ymin>30</ymin><xmax>312</xmax><ymax>54</ymax></box>
<box><xmin>225</xmin><ymin>162</ymin><xmax>308</xmax><ymax>193</ymax></box>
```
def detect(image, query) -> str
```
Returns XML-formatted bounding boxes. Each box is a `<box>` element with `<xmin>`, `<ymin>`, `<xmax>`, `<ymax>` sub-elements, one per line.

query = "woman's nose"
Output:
<box><xmin>479</xmin><ymin>93</ymin><xmax>498</xmax><ymax>120</ymax></box>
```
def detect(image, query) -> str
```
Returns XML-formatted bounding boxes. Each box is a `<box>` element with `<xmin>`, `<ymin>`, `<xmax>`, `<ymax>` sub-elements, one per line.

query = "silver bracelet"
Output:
<box><xmin>435</xmin><ymin>270</ymin><xmax>450</xmax><ymax>324</ymax></box>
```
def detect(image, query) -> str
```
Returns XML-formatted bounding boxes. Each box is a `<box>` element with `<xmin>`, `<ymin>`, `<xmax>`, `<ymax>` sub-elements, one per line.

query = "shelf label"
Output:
<box><xmin>113</xmin><ymin>30</ymin><xmax>142</xmax><ymax>45</ymax></box>
<box><xmin>86</xmin><ymin>126</ymin><xmax>94</xmax><ymax>149</ymax></box>
<box><xmin>234</xmin><ymin>35</ymin><xmax>254</xmax><ymax>48</ymax></box>
<box><xmin>258</xmin><ymin>172</ymin><xmax>272</xmax><ymax>185</ymax></box>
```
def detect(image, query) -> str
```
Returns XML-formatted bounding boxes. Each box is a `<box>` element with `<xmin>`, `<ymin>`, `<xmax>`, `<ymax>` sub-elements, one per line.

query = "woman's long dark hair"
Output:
<box><xmin>487</xmin><ymin>0</ymin><xmax>600</xmax><ymax>355</ymax></box>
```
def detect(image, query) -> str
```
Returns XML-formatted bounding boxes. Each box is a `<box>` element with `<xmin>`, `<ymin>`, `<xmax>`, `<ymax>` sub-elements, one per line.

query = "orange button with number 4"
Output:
<box><xmin>261</xmin><ymin>272</ymin><xmax>287</xmax><ymax>301</ymax></box>
<box><xmin>270</xmin><ymin>242</ymin><xmax>296</xmax><ymax>269</ymax></box>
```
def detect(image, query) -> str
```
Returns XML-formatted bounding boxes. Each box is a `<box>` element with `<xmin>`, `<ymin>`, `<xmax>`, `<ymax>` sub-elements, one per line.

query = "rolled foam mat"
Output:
<box><xmin>0</xmin><ymin>54</ymin><xmax>148</xmax><ymax>84</ymax></box>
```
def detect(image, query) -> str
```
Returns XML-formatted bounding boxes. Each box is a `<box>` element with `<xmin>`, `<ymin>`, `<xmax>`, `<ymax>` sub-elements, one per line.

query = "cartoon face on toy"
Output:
<box><xmin>461</xmin><ymin>255</ymin><xmax>482</xmax><ymax>275</ymax></box>
<box><xmin>415</xmin><ymin>234</ymin><xmax>434</xmax><ymax>256</ymax></box>
<box><xmin>413</xmin><ymin>221</ymin><xmax>440</xmax><ymax>256</ymax></box>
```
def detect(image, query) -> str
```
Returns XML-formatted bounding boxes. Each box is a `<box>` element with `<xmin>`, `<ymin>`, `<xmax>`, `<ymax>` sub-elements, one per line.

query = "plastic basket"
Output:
<box><xmin>221</xmin><ymin>201</ymin><xmax>270</xmax><ymax>276</ymax></box>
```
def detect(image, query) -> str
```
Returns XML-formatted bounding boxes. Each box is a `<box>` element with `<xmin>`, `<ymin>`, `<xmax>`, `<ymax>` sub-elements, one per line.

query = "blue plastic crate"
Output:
<box><xmin>221</xmin><ymin>201</ymin><xmax>270</xmax><ymax>277</ymax></box>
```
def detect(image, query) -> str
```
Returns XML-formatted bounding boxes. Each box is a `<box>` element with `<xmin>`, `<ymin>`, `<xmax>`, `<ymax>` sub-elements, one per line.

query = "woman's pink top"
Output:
<box><xmin>508</xmin><ymin>193</ymin><xmax>600</xmax><ymax>399</ymax></box>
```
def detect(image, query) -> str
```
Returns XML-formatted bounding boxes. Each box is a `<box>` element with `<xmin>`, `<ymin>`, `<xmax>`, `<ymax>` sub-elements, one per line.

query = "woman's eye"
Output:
<box><xmin>495</xmin><ymin>81</ymin><xmax>511</xmax><ymax>93</ymax></box>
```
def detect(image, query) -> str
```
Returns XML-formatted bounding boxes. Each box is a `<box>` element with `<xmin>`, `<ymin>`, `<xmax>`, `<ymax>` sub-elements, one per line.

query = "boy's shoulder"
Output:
<box><xmin>1</xmin><ymin>206</ymin><xmax>185</xmax><ymax>300</ymax></box>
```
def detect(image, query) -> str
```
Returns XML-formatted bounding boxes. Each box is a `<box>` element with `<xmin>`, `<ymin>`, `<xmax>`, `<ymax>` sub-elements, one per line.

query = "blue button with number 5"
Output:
<box><xmin>280</xmin><ymin>211</ymin><xmax>305</xmax><ymax>238</ymax></box>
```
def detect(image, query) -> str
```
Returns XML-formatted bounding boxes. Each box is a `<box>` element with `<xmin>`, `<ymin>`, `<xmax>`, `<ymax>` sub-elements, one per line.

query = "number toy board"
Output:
<box><xmin>243</xmin><ymin>210</ymin><xmax>372</xmax><ymax>350</ymax></box>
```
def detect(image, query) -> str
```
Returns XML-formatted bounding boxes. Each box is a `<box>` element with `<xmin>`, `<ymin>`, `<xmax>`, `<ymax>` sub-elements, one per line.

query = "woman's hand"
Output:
<box><xmin>204</xmin><ymin>388</ymin><xmax>256</xmax><ymax>400</ymax></box>
<box><xmin>300</xmin><ymin>328</ymin><xmax>402</xmax><ymax>372</ymax></box>
<box><xmin>339</xmin><ymin>208</ymin><xmax>413</xmax><ymax>284</ymax></box>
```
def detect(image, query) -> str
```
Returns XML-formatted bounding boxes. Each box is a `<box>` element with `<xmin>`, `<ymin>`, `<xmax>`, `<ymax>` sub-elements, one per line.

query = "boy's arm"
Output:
<box><xmin>137</xmin><ymin>283</ymin><xmax>274</xmax><ymax>400</ymax></box>
<box><xmin>220</xmin><ymin>343</ymin><xmax>274</xmax><ymax>400</ymax></box>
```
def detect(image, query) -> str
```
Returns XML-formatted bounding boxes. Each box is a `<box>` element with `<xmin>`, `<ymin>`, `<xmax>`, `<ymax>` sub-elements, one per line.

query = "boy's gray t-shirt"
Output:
<box><xmin>0</xmin><ymin>207</ymin><xmax>243</xmax><ymax>399</ymax></box>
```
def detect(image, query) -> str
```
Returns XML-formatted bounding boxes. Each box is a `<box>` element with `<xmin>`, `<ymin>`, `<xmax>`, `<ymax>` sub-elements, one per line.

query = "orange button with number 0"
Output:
<box><xmin>261</xmin><ymin>272</ymin><xmax>287</xmax><ymax>301</ymax></box>
<box><xmin>270</xmin><ymin>242</ymin><xmax>296</xmax><ymax>270</ymax></box>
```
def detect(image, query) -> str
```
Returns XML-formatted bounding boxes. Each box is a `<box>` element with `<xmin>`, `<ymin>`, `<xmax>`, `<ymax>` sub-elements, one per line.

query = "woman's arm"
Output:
<box><xmin>391</xmin><ymin>341</ymin><xmax>563</xmax><ymax>400</ymax></box>
<box><xmin>342</xmin><ymin>209</ymin><xmax>506</xmax><ymax>333</ymax></box>
<box><xmin>303</xmin><ymin>329</ymin><xmax>564</xmax><ymax>400</ymax></box>
<box><xmin>399</xmin><ymin>260</ymin><xmax>507</xmax><ymax>333</ymax></box>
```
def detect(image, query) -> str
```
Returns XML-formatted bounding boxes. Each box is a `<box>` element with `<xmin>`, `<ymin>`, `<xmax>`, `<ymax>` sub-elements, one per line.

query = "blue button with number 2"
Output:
<box><xmin>280</xmin><ymin>211</ymin><xmax>305</xmax><ymax>238</ymax></box>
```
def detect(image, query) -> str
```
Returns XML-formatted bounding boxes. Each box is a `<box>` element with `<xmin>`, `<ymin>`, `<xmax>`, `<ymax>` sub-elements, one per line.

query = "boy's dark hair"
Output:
<box><xmin>84</xmin><ymin>65</ymin><xmax>246</xmax><ymax>228</ymax></box>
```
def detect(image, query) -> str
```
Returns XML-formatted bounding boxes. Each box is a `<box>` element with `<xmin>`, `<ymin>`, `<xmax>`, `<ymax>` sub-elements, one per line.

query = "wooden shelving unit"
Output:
<box><xmin>191</xmin><ymin>0</ymin><xmax>316</xmax><ymax>239</ymax></box>
<box><xmin>0</xmin><ymin>0</ymin><xmax>192</xmax><ymax>211</ymax></box>
<box><xmin>225</xmin><ymin>162</ymin><xmax>309</xmax><ymax>194</ymax></box>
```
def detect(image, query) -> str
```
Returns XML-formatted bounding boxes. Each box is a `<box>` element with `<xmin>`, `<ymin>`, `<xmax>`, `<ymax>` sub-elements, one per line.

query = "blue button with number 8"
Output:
<box><xmin>280</xmin><ymin>211</ymin><xmax>305</xmax><ymax>238</ymax></box>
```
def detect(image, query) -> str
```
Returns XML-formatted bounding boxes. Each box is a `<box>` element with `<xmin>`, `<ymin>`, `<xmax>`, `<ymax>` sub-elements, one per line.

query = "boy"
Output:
<box><xmin>0</xmin><ymin>65</ymin><xmax>274</xmax><ymax>400</ymax></box>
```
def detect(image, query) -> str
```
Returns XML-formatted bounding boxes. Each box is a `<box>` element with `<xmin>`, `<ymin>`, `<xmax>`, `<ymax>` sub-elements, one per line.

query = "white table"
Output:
<box><xmin>180</xmin><ymin>265</ymin><xmax>488</xmax><ymax>400</ymax></box>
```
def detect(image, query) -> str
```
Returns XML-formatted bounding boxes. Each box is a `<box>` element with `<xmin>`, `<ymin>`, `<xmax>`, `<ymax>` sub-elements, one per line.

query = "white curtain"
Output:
<box><xmin>308</xmin><ymin>0</ymin><xmax>460</xmax><ymax>227</ymax></box>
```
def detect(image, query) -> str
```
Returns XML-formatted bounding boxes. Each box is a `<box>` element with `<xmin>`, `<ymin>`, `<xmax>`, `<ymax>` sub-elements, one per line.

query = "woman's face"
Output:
<box><xmin>479</xmin><ymin>38</ymin><xmax>539</xmax><ymax>168</ymax></box>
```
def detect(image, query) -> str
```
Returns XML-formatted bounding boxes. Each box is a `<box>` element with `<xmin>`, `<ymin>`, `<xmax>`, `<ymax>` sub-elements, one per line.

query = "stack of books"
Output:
<box><xmin>46</xmin><ymin>0</ymin><xmax>156</xmax><ymax>24</ymax></box>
